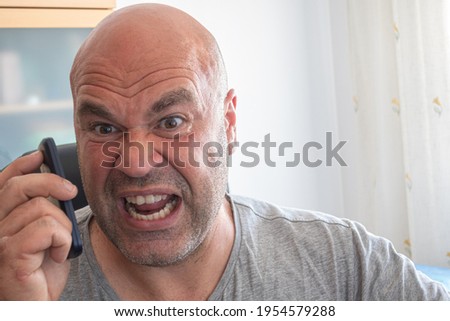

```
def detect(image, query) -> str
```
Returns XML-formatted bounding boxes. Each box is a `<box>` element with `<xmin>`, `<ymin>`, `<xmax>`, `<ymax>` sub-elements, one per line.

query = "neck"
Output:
<box><xmin>90</xmin><ymin>198</ymin><xmax>235</xmax><ymax>300</ymax></box>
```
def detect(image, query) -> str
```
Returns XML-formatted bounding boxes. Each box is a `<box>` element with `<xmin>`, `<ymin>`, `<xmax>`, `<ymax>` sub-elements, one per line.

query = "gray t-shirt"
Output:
<box><xmin>60</xmin><ymin>194</ymin><xmax>449</xmax><ymax>300</ymax></box>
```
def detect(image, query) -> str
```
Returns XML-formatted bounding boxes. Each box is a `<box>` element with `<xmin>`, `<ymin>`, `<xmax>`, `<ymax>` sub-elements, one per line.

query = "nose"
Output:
<box><xmin>115</xmin><ymin>132</ymin><xmax>166</xmax><ymax>177</ymax></box>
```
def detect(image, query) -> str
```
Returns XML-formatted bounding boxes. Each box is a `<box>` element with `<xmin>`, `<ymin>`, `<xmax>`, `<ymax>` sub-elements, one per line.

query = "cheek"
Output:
<box><xmin>172</xmin><ymin>120</ymin><xmax>227</xmax><ymax>167</ymax></box>
<box><xmin>165</xmin><ymin>136</ymin><xmax>226</xmax><ymax>176</ymax></box>
<box><xmin>181</xmin><ymin>142</ymin><xmax>228</xmax><ymax>197</ymax></box>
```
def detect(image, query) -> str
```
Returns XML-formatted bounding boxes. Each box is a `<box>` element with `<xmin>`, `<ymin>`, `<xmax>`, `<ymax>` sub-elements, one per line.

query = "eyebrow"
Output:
<box><xmin>77</xmin><ymin>101</ymin><xmax>117</xmax><ymax>122</ymax></box>
<box><xmin>151</xmin><ymin>88</ymin><xmax>195</xmax><ymax>114</ymax></box>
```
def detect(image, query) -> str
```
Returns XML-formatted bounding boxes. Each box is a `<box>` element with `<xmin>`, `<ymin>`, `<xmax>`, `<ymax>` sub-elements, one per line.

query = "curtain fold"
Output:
<box><xmin>346</xmin><ymin>0</ymin><xmax>450</xmax><ymax>267</ymax></box>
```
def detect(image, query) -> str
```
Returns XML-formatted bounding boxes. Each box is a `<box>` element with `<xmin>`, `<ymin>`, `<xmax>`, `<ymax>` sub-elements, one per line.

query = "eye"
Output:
<box><xmin>93</xmin><ymin>123</ymin><xmax>118</xmax><ymax>135</ymax></box>
<box><xmin>159</xmin><ymin>116</ymin><xmax>184</xmax><ymax>130</ymax></box>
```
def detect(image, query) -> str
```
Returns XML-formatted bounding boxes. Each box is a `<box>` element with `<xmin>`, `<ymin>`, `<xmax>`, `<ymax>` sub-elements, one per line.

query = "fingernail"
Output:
<box><xmin>62</xmin><ymin>179</ymin><xmax>76</xmax><ymax>192</ymax></box>
<box><xmin>27</xmin><ymin>150</ymin><xmax>41</xmax><ymax>157</ymax></box>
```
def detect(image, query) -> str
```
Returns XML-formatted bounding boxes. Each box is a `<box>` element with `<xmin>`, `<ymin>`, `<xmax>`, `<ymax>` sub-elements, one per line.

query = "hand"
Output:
<box><xmin>0</xmin><ymin>151</ymin><xmax>78</xmax><ymax>300</ymax></box>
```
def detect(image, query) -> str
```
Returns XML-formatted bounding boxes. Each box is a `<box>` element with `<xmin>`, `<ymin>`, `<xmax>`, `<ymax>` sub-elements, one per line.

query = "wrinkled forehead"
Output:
<box><xmin>73</xmin><ymin>46</ymin><xmax>207</xmax><ymax>88</ymax></box>
<box><xmin>71</xmin><ymin>21</ymin><xmax>218</xmax><ymax>104</ymax></box>
<box><xmin>72</xmin><ymin>58</ymin><xmax>210</xmax><ymax>110</ymax></box>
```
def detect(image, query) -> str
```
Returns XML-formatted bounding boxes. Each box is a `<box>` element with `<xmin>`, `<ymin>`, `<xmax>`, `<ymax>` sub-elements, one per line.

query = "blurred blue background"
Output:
<box><xmin>0</xmin><ymin>28</ymin><xmax>91</xmax><ymax>168</ymax></box>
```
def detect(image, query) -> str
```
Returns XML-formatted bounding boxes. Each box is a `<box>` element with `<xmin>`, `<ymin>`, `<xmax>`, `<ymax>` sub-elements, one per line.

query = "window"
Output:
<box><xmin>0</xmin><ymin>28</ymin><xmax>91</xmax><ymax>168</ymax></box>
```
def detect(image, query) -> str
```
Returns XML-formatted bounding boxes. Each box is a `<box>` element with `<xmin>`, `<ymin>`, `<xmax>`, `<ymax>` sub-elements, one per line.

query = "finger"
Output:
<box><xmin>0</xmin><ymin>173</ymin><xmax>77</xmax><ymax>221</ymax></box>
<box><xmin>6</xmin><ymin>215</ymin><xmax>72</xmax><ymax>279</ymax></box>
<box><xmin>0</xmin><ymin>196</ymin><xmax>73</xmax><ymax>238</ymax></box>
<box><xmin>1</xmin><ymin>253</ymin><xmax>70</xmax><ymax>301</ymax></box>
<box><xmin>0</xmin><ymin>151</ymin><xmax>43</xmax><ymax>186</ymax></box>
<box><xmin>0</xmin><ymin>217</ymin><xmax>72</xmax><ymax>300</ymax></box>
<box><xmin>42</xmin><ymin>256</ymin><xmax>71</xmax><ymax>300</ymax></box>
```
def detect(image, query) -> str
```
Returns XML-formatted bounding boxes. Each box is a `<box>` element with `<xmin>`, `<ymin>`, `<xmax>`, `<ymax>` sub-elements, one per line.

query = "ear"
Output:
<box><xmin>223</xmin><ymin>89</ymin><xmax>237</xmax><ymax>154</ymax></box>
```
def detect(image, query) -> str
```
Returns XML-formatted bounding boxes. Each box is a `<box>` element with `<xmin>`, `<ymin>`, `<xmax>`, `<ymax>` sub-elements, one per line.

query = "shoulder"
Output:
<box><xmin>228</xmin><ymin>193</ymin><xmax>369</xmax><ymax>261</ymax></box>
<box><xmin>230</xmin><ymin>194</ymin><xmax>354</xmax><ymax>231</ymax></box>
<box><xmin>228</xmin><ymin>194</ymin><xmax>391</xmax><ymax>263</ymax></box>
<box><xmin>220</xmin><ymin>195</ymin><xmax>365</xmax><ymax>299</ymax></box>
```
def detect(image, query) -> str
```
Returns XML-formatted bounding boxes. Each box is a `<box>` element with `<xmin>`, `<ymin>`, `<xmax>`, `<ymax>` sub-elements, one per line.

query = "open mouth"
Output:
<box><xmin>124</xmin><ymin>194</ymin><xmax>179</xmax><ymax>221</ymax></box>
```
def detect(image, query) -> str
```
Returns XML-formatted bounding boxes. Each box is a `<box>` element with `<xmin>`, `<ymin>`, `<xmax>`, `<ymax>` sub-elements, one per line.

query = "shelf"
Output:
<box><xmin>0</xmin><ymin>0</ymin><xmax>115</xmax><ymax>28</ymax></box>
<box><xmin>0</xmin><ymin>0</ymin><xmax>115</xmax><ymax>9</ymax></box>
<box><xmin>0</xmin><ymin>8</ymin><xmax>112</xmax><ymax>28</ymax></box>
<box><xmin>0</xmin><ymin>99</ymin><xmax>72</xmax><ymax>114</ymax></box>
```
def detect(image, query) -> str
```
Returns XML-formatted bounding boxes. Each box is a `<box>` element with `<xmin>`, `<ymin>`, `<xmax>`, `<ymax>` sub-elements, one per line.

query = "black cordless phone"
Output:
<box><xmin>39</xmin><ymin>138</ymin><xmax>83</xmax><ymax>259</ymax></box>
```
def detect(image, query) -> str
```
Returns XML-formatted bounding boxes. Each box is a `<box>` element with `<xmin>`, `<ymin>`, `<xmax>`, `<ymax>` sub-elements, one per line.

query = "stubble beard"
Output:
<box><xmin>83</xmin><ymin>158</ymin><xmax>228</xmax><ymax>267</ymax></box>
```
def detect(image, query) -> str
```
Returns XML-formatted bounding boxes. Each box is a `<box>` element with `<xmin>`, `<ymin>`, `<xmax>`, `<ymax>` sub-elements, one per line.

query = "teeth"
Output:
<box><xmin>126</xmin><ymin>199</ymin><xmax>177</xmax><ymax>221</ymax></box>
<box><xmin>145</xmin><ymin>195</ymin><xmax>154</xmax><ymax>204</ymax></box>
<box><xmin>136</xmin><ymin>195</ymin><xmax>145</xmax><ymax>205</ymax></box>
<box><xmin>126</xmin><ymin>194</ymin><xmax>168</xmax><ymax>205</ymax></box>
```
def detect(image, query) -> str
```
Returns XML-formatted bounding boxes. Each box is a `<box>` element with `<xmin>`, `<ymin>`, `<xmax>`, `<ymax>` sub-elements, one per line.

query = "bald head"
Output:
<box><xmin>70</xmin><ymin>3</ymin><xmax>227</xmax><ymax>107</ymax></box>
<box><xmin>70</xmin><ymin>6</ymin><xmax>238</xmax><ymax>271</ymax></box>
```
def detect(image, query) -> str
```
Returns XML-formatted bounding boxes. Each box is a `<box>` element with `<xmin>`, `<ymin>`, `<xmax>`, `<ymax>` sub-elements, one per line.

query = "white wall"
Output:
<box><xmin>116</xmin><ymin>0</ymin><xmax>346</xmax><ymax>216</ymax></box>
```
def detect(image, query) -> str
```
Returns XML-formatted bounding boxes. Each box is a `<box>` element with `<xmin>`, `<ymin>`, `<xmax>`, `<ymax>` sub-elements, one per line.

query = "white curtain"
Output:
<box><xmin>346</xmin><ymin>0</ymin><xmax>450</xmax><ymax>267</ymax></box>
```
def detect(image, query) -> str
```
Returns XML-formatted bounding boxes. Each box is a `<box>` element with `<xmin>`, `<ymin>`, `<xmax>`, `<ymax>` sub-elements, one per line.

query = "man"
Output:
<box><xmin>0</xmin><ymin>3</ymin><xmax>448</xmax><ymax>300</ymax></box>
